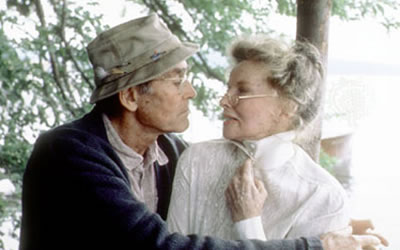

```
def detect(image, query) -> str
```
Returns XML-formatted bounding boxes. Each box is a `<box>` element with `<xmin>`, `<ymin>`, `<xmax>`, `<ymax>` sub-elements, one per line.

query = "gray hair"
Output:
<box><xmin>228</xmin><ymin>35</ymin><xmax>324</xmax><ymax>129</ymax></box>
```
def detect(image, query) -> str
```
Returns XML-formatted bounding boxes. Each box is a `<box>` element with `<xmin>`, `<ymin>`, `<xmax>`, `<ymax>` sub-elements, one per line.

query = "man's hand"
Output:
<box><xmin>321</xmin><ymin>226</ymin><xmax>383</xmax><ymax>250</ymax></box>
<box><xmin>225</xmin><ymin>159</ymin><xmax>268</xmax><ymax>222</ymax></box>
<box><xmin>350</xmin><ymin>219</ymin><xmax>389</xmax><ymax>248</ymax></box>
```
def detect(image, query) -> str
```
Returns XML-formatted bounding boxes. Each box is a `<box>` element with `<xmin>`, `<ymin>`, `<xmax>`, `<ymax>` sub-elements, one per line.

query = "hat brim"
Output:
<box><xmin>90</xmin><ymin>42</ymin><xmax>199</xmax><ymax>103</ymax></box>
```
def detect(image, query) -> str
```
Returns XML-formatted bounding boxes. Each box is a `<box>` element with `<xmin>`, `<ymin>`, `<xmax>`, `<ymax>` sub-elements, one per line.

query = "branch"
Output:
<box><xmin>33</xmin><ymin>0</ymin><xmax>77</xmax><ymax>117</ymax></box>
<box><xmin>52</xmin><ymin>0</ymin><xmax>94</xmax><ymax>91</ymax></box>
<box><xmin>144</xmin><ymin>0</ymin><xmax>225</xmax><ymax>83</ymax></box>
<box><xmin>56</xmin><ymin>0</ymin><xmax>82</xmax><ymax>108</ymax></box>
<box><xmin>38</xmin><ymin>57</ymin><xmax>61</xmax><ymax>126</ymax></box>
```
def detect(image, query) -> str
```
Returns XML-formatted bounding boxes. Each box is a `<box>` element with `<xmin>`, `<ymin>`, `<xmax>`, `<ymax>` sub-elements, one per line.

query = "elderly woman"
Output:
<box><xmin>167</xmin><ymin>35</ymin><xmax>350</xmax><ymax>241</ymax></box>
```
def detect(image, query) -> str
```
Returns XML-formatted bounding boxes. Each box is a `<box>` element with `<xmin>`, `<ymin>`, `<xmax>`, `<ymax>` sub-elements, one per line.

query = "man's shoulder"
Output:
<box><xmin>35</xmin><ymin>110</ymin><xmax>107</xmax><ymax>151</ymax></box>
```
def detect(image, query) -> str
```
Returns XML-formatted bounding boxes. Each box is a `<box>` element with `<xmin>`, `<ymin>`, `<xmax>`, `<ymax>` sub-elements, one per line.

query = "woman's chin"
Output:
<box><xmin>222</xmin><ymin>129</ymin><xmax>238</xmax><ymax>141</ymax></box>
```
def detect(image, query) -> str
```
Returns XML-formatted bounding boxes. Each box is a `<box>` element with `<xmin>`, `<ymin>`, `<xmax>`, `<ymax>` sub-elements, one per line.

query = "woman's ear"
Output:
<box><xmin>281</xmin><ymin>99</ymin><xmax>298</xmax><ymax>119</ymax></box>
<box><xmin>276</xmin><ymin>99</ymin><xmax>298</xmax><ymax>131</ymax></box>
<box><xmin>119</xmin><ymin>87</ymin><xmax>138</xmax><ymax>112</ymax></box>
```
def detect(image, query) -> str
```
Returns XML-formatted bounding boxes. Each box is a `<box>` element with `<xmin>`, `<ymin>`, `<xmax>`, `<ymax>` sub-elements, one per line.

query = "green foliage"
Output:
<box><xmin>274</xmin><ymin>0</ymin><xmax>400</xmax><ymax>30</ymax></box>
<box><xmin>332</xmin><ymin>0</ymin><xmax>400</xmax><ymax>31</ymax></box>
<box><xmin>134</xmin><ymin>0</ymin><xmax>400</xmax><ymax>115</ymax></box>
<box><xmin>134</xmin><ymin>0</ymin><xmax>279</xmax><ymax>115</ymax></box>
<box><xmin>276</xmin><ymin>0</ymin><xmax>297</xmax><ymax>16</ymax></box>
<box><xmin>0</xmin><ymin>0</ymin><xmax>108</xmax><ymax>246</ymax></box>
<box><xmin>319</xmin><ymin>149</ymin><xmax>337</xmax><ymax>175</ymax></box>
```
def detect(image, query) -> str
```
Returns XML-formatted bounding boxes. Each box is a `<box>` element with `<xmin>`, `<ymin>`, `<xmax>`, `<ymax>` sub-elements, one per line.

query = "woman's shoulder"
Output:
<box><xmin>177</xmin><ymin>139</ymin><xmax>237</xmax><ymax>169</ymax></box>
<box><xmin>290</xmin><ymin>145</ymin><xmax>345</xmax><ymax>191</ymax></box>
<box><xmin>287</xmin><ymin>147</ymin><xmax>349</xmax><ymax>216</ymax></box>
<box><xmin>184</xmin><ymin>138</ymin><xmax>233</xmax><ymax>154</ymax></box>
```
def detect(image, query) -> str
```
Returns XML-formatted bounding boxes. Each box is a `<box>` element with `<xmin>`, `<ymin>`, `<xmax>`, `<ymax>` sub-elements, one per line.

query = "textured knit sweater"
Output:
<box><xmin>19</xmin><ymin>108</ymin><xmax>323</xmax><ymax>250</ymax></box>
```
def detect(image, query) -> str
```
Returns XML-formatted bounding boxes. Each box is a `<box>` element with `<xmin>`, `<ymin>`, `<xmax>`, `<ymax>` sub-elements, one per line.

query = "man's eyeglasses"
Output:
<box><xmin>159</xmin><ymin>68</ymin><xmax>191</xmax><ymax>92</ymax></box>
<box><xmin>220</xmin><ymin>93</ymin><xmax>278</xmax><ymax>107</ymax></box>
<box><xmin>162</xmin><ymin>74</ymin><xmax>189</xmax><ymax>89</ymax></box>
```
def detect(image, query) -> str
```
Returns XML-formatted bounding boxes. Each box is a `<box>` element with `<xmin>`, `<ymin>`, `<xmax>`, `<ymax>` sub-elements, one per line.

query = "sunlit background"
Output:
<box><xmin>184</xmin><ymin>14</ymin><xmax>400</xmax><ymax>250</ymax></box>
<box><xmin>1</xmin><ymin>1</ymin><xmax>400</xmax><ymax>249</ymax></box>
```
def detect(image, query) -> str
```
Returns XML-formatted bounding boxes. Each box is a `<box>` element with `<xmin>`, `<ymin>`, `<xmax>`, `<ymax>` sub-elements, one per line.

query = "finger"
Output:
<box><xmin>366</xmin><ymin>220</ymin><xmax>375</xmax><ymax>231</ymax></box>
<box><xmin>362</xmin><ymin>246</ymin><xmax>378</xmax><ymax>250</ymax></box>
<box><xmin>225</xmin><ymin>188</ymin><xmax>232</xmax><ymax>205</ymax></box>
<box><xmin>241</xmin><ymin>158</ymin><xmax>254</xmax><ymax>181</ymax></box>
<box><xmin>333</xmin><ymin>226</ymin><xmax>352</xmax><ymax>236</ymax></box>
<box><xmin>359</xmin><ymin>219</ymin><xmax>375</xmax><ymax>231</ymax></box>
<box><xmin>225</xmin><ymin>185</ymin><xmax>236</xmax><ymax>206</ymax></box>
<box><xmin>254</xmin><ymin>178</ymin><xmax>267</xmax><ymax>194</ymax></box>
<box><xmin>226</xmin><ymin>182</ymin><xmax>237</xmax><ymax>200</ymax></box>
<box><xmin>367</xmin><ymin>232</ymin><xmax>389</xmax><ymax>247</ymax></box>
<box><xmin>353</xmin><ymin>235</ymin><xmax>381</xmax><ymax>248</ymax></box>
<box><xmin>351</xmin><ymin>219</ymin><xmax>375</xmax><ymax>233</ymax></box>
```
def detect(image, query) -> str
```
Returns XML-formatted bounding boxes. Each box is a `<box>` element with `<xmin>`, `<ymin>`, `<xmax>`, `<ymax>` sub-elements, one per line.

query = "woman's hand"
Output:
<box><xmin>350</xmin><ymin>219</ymin><xmax>389</xmax><ymax>248</ymax></box>
<box><xmin>225</xmin><ymin>158</ymin><xmax>268</xmax><ymax>222</ymax></box>
<box><xmin>320</xmin><ymin>226</ymin><xmax>383</xmax><ymax>250</ymax></box>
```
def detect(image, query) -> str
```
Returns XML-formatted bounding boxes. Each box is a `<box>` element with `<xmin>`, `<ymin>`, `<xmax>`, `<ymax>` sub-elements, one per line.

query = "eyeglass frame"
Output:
<box><xmin>155</xmin><ymin>67</ymin><xmax>191</xmax><ymax>92</ymax></box>
<box><xmin>161</xmin><ymin>74</ymin><xmax>189</xmax><ymax>88</ymax></box>
<box><xmin>220</xmin><ymin>93</ymin><xmax>278</xmax><ymax>107</ymax></box>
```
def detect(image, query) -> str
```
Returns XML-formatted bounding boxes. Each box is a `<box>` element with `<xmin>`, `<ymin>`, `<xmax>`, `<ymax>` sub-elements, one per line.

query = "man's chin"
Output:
<box><xmin>169</xmin><ymin>120</ymin><xmax>189</xmax><ymax>133</ymax></box>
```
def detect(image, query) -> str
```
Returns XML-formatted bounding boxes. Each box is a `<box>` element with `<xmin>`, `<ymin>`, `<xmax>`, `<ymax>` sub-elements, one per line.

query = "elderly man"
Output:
<box><xmin>19</xmin><ymin>14</ymin><xmax>381</xmax><ymax>250</ymax></box>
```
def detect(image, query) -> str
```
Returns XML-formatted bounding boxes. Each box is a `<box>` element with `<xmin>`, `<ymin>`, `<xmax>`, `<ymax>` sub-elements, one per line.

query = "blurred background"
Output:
<box><xmin>1</xmin><ymin>1</ymin><xmax>399</xmax><ymax>249</ymax></box>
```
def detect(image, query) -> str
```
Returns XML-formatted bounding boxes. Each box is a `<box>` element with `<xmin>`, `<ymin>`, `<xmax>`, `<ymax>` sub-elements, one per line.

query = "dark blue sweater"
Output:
<box><xmin>19</xmin><ymin>109</ymin><xmax>322</xmax><ymax>250</ymax></box>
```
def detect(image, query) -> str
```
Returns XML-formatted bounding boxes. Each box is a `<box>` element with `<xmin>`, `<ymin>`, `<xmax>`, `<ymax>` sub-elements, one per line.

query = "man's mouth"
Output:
<box><xmin>181</xmin><ymin>109</ymin><xmax>191</xmax><ymax>116</ymax></box>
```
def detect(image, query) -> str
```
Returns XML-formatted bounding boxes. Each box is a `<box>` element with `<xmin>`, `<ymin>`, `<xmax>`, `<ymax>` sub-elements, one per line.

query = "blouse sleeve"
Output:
<box><xmin>286</xmin><ymin>185</ymin><xmax>350</xmax><ymax>238</ymax></box>
<box><xmin>234</xmin><ymin>216</ymin><xmax>267</xmax><ymax>240</ymax></box>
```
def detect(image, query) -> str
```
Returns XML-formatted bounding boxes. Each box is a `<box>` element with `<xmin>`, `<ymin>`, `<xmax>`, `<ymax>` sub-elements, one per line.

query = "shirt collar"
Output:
<box><xmin>230</xmin><ymin>131</ymin><xmax>296</xmax><ymax>171</ymax></box>
<box><xmin>102</xmin><ymin>114</ymin><xmax>169</xmax><ymax>171</ymax></box>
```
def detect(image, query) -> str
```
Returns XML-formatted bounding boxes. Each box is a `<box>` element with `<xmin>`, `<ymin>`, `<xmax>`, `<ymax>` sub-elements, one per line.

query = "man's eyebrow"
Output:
<box><xmin>170</xmin><ymin>67</ymin><xmax>188</xmax><ymax>75</ymax></box>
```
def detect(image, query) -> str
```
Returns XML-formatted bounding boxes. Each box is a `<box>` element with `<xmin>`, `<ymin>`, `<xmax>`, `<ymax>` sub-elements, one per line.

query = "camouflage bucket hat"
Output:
<box><xmin>87</xmin><ymin>13</ymin><xmax>199</xmax><ymax>103</ymax></box>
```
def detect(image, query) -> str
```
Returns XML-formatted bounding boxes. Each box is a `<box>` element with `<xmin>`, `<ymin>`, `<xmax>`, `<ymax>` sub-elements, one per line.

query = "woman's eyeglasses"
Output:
<box><xmin>220</xmin><ymin>93</ymin><xmax>278</xmax><ymax>107</ymax></box>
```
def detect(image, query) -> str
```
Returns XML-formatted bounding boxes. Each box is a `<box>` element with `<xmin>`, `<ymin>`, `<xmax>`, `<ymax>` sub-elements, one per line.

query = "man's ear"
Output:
<box><xmin>119</xmin><ymin>87</ymin><xmax>138</xmax><ymax>112</ymax></box>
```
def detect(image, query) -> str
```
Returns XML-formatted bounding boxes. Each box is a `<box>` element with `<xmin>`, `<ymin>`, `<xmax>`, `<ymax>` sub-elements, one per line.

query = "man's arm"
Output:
<box><xmin>20</xmin><ymin>129</ymin><xmax>323</xmax><ymax>250</ymax></box>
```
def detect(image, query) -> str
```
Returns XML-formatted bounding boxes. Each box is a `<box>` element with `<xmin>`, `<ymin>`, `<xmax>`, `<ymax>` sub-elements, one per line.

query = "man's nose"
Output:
<box><xmin>183</xmin><ymin>81</ymin><xmax>197</xmax><ymax>99</ymax></box>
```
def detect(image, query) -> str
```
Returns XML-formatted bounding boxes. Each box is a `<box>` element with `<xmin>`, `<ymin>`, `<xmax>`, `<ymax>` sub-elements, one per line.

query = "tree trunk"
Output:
<box><xmin>295</xmin><ymin>0</ymin><xmax>332</xmax><ymax>161</ymax></box>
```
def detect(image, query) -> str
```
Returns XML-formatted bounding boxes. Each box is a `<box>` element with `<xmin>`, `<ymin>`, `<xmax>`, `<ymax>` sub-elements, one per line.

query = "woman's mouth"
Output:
<box><xmin>223</xmin><ymin>113</ymin><xmax>239</xmax><ymax>124</ymax></box>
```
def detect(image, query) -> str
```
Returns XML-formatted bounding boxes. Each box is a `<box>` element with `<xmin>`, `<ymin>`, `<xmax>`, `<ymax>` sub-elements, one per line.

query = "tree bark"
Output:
<box><xmin>295</xmin><ymin>0</ymin><xmax>332</xmax><ymax>161</ymax></box>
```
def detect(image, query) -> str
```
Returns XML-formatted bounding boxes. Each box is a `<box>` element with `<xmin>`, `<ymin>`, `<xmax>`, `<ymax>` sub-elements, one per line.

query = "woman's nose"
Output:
<box><xmin>219</xmin><ymin>94</ymin><xmax>230</xmax><ymax>108</ymax></box>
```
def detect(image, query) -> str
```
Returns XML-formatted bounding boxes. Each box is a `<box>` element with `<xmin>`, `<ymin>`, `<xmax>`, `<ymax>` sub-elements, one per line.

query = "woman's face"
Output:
<box><xmin>220</xmin><ymin>60</ymin><xmax>291</xmax><ymax>141</ymax></box>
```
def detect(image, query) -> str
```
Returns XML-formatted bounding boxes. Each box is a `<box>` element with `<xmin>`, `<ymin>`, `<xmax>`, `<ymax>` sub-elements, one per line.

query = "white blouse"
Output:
<box><xmin>167</xmin><ymin>131</ymin><xmax>350</xmax><ymax>240</ymax></box>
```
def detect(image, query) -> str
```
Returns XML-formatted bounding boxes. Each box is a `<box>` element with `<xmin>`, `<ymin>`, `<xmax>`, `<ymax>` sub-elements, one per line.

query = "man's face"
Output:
<box><xmin>135</xmin><ymin>61</ymin><xmax>197</xmax><ymax>133</ymax></box>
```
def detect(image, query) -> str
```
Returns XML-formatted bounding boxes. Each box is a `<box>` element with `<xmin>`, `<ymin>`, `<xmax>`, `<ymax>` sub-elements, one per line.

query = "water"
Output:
<box><xmin>349</xmin><ymin>77</ymin><xmax>400</xmax><ymax>249</ymax></box>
